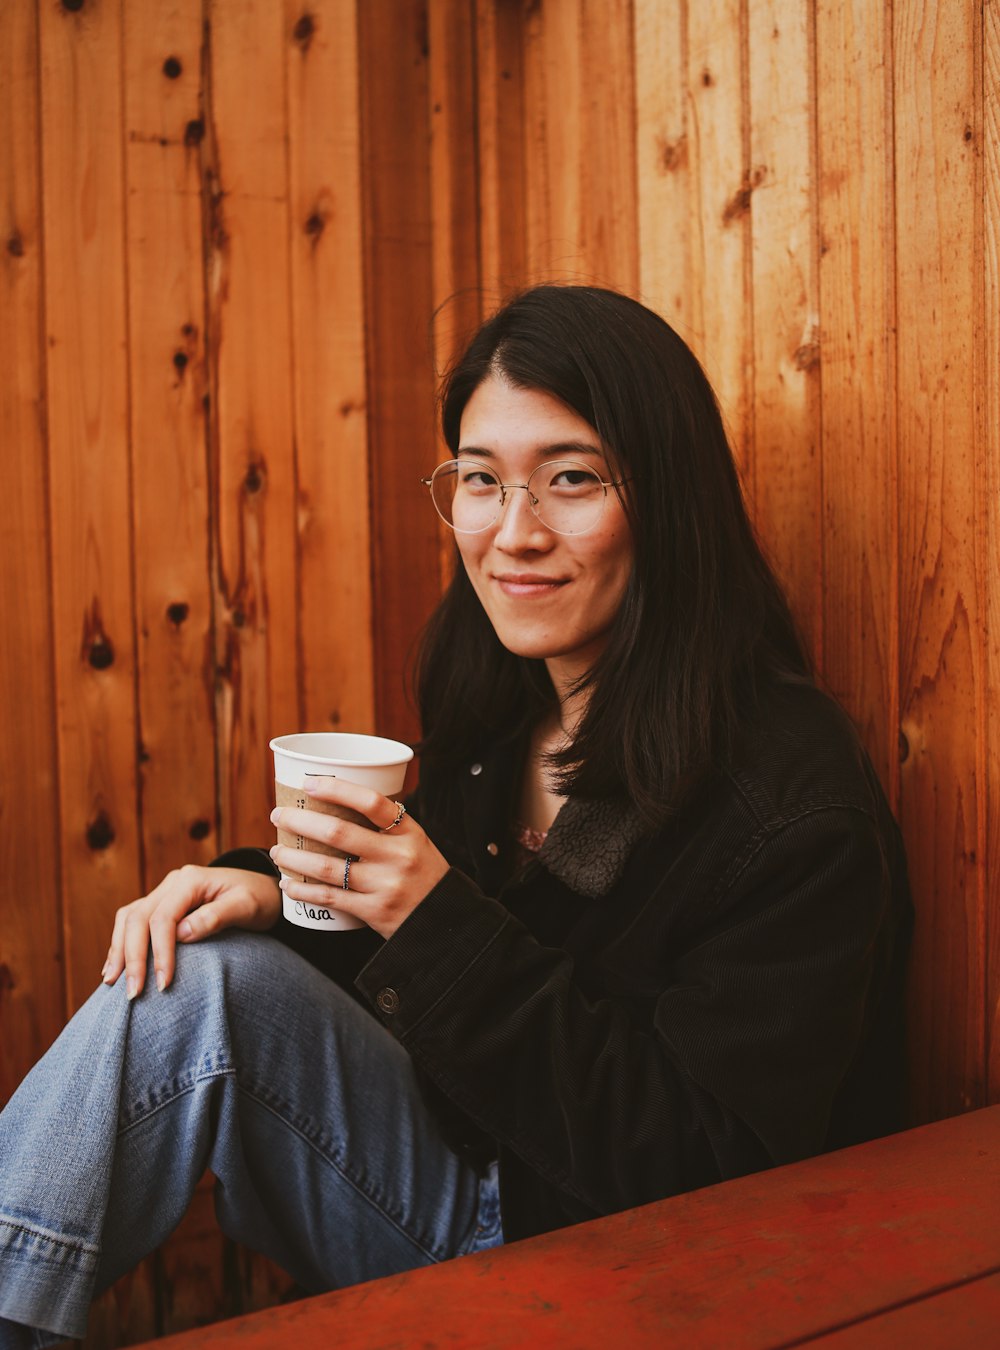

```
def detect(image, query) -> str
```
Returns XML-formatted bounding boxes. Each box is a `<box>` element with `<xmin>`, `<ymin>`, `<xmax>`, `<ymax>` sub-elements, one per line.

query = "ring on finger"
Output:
<box><xmin>342</xmin><ymin>853</ymin><xmax>360</xmax><ymax>891</ymax></box>
<box><xmin>382</xmin><ymin>801</ymin><xmax>407</xmax><ymax>832</ymax></box>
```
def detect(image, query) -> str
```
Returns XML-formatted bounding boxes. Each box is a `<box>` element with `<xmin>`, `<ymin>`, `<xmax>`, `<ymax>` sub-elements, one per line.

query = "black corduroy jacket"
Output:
<box><xmin>220</xmin><ymin>680</ymin><xmax>912</xmax><ymax>1244</ymax></box>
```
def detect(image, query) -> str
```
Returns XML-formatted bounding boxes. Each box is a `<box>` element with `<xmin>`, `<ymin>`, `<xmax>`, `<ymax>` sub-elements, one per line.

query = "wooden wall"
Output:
<box><xmin>0</xmin><ymin>0</ymin><xmax>995</xmax><ymax>1342</ymax></box>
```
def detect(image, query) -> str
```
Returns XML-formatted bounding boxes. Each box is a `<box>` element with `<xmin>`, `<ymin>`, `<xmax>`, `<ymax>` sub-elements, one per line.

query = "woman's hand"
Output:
<box><xmin>102</xmin><ymin>866</ymin><xmax>282</xmax><ymax>1000</ymax></box>
<box><xmin>269</xmin><ymin>778</ymin><xmax>449</xmax><ymax>940</ymax></box>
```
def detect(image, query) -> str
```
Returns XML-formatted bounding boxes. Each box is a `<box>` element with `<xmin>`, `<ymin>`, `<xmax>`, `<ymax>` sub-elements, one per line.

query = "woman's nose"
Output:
<box><xmin>493</xmin><ymin>486</ymin><xmax>552</xmax><ymax>550</ymax></box>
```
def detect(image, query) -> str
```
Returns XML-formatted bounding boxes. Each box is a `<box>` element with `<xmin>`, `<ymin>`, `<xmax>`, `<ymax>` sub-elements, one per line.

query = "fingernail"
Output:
<box><xmin>155</xmin><ymin>970</ymin><xmax>166</xmax><ymax>993</ymax></box>
<box><xmin>126</xmin><ymin>976</ymin><xmax>139</xmax><ymax>1001</ymax></box>
<box><xmin>270</xmin><ymin>808</ymin><xmax>281</xmax><ymax>824</ymax></box>
<box><xmin>278</xmin><ymin>877</ymin><xmax>288</xmax><ymax>891</ymax></box>
<box><xmin>268</xmin><ymin>845</ymin><xmax>278</xmax><ymax>859</ymax></box>
<box><xmin>177</xmin><ymin>919</ymin><xmax>193</xmax><ymax>940</ymax></box>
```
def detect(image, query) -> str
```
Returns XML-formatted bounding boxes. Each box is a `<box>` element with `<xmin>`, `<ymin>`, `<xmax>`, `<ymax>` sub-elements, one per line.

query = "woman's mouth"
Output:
<box><xmin>494</xmin><ymin>573</ymin><xmax>567</xmax><ymax>597</ymax></box>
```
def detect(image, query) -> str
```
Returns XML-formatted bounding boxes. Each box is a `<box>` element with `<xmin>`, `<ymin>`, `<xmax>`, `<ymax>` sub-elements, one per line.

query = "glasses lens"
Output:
<box><xmin>529</xmin><ymin>462</ymin><xmax>606</xmax><ymax>534</ymax></box>
<box><xmin>431</xmin><ymin>461</ymin><xmax>502</xmax><ymax>533</ymax></box>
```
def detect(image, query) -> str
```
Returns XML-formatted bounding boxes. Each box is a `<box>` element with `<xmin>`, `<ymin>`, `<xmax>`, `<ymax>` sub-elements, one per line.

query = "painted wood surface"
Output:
<box><xmin>133</xmin><ymin>1106</ymin><xmax>1000</xmax><ymax>1350</ymax></box>
<box><xmin>0</xmin><ymin>1</ymin><xmax>995</xmax><ymax>1344</ymax></box>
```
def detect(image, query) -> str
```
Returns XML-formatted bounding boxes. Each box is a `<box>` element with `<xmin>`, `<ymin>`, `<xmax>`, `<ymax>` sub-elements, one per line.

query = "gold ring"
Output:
<box><xmin>382</xmin><ymin>801</ymin><xmax>407</xmax><ymax>832</ymax></box>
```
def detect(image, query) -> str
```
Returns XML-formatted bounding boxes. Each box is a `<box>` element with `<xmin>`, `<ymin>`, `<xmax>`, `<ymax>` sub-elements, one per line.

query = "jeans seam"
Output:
<box><xmin>118</xmin><ymin>1066</ymin><xmax>235</xmax><ymax>1133</ymax></box>
<box><xmin>237</xmin><ymin>1085</ymin><xmax>453</xmax><ymax>1265</ymax></box>
<box><xmin>0</xmin><ymin>1216</ymin><xmax>99</xmax><ymax>1257</ymax></box>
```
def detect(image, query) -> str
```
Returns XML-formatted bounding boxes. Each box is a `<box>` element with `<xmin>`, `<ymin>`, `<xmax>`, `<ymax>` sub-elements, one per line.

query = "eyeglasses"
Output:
<box><xmin>421</xmin><ymin>459</ymin><xmax>628</xmax><ymax>537</ymax></box>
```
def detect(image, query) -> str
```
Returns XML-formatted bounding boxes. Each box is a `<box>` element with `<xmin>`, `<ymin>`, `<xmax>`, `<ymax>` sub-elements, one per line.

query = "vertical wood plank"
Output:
<box><xmin>521</xmin><ymin>0</ymin><xmax>584</xmax><ymax>279</ymax></box>
<box><xmin>983</xmin><ymin>0</ymin><xmax>1000</xmax><ymax>1105</ymax></box>
<box><xmin>39</xmin><ymin>0</ymin><xmax>143</xmax><ymax>1011</ymax></box>
<box><xmin>475</xmin><ymin>0</ymin><xmax>527</xmax><ymax>301</ymax></box>
<box><xmin>429</xmin><ymin>0</ymin><xmax>481</xmax><ymax>364</ymax></box>
<box><xmin>686</xmin><ymin>0</ymin><xmax>752</xmax><ymax>477</ymax></box>
<box><xmin>746</xmin><ymin>3</ymin><xmax>822</xmax><ymax>659</ymax></box>
<box><xmin>124</xmin><ymin>0</ymin><xmax>218</xmax><ymax>887</ymax></box>
<box><xmin>207</xmin><ymin>0</ymin><xmax>300</xmax><ymax>846</ymax></box>
<box><xmin>429</xmin><ymin>0</ymin><xmax>482</xmax><ymax>588</ymax></box>
<box><xmin>359</xmin><ymin>0</ymin><xmax>442</xmax><ymax>749</ymax></box>
<box><xmin>895</xmin><ymin>0</ymin><xmax>984</xmax><ymax>1121</ymax></box>
<box><xmin>815</xmin><ymin>0</ymin><xmax>899</xmax><ymax>802</ymax></box>
<box><xmin>0</xmin><ymin>0</ymin><xmax>65</xmax><ymax>1104</ymax></box>
<box><xmin>287</xmin><ymin>0</ymin><xmax>376</xmax><ymax>738</ymax></box>
<box><xmin>634</xmin><ymin>0</ymin><xmax>693</xmax><ymax>338</ymax></box>
<box><xmin>579</xmin><ymin>0</ymin><xmax>638</xmax><ymax>293</ymax></box>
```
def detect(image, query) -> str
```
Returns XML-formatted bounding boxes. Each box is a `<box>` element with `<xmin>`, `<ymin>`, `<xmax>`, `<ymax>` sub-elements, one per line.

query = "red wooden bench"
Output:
<box><xmin>136</xmin><ymin>1105</ymin><xmax>1000</xmax><ymax>1348</ymax></box>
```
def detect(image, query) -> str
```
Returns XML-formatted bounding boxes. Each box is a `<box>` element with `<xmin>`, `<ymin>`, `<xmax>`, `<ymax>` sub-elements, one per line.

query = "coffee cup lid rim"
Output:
<box><xmin>269</xmin><ymin>732</ymin><xmax>414</xmax><ymax>768</ymax></box>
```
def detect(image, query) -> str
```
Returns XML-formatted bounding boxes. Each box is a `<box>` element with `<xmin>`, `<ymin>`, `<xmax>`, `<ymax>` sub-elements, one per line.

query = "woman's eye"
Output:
<box><xmin>549</xmin><ymin>467</ymin><xmax>601</xmax><ymax>491</ymax></box>
<box><xmin>459</xmin><ymin>468</ymin><xmax>499</xmax><ymax>491</ymax></box>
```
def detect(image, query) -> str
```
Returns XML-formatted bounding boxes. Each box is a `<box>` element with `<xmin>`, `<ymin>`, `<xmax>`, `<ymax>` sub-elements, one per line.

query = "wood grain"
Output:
<box><xmin>134</xmin><ymin>1107</ymin><xmax>1000</xmax><ymax>1350</ymax></box>
<box><xmin>634</xmin><ymin>0</ymin><xmax>694</xmax><ymax>338</ymax></box>
<box><xmin>0</xmin><ymin>0</ymin><xmax>64</xmax><ymax>1106</ymax></box>
<box><xmin>894</xmin><ymin>0</ymin><xmax>984</xmax><ymax>1121</ymax></box>
<box><xmin>814</xmin><ymin>0</ymin><xmax>899</xmax><ymax>802</ymax></box>
<box><xmin>429</xmin><ymin>0</ymin><xmax>482</xmax><ymax>589</ymax></box>
<box><xmin>39</xmin><ymin>0</ymin><xmax>143</xmax><ymax>1012</ymax></box>
<box><xmin>578</xmin><ymin>0</ymin><xmax>638</xmax><ymax>293</ymax></box>
<box><xmin>986</xmin><ymin>0</ymin><xmax>1000</xmax><ymax>1109</ymax></box>
<box><xmin>685</xmin><ymin>0</ymin><xmax>752</xmax><ymax>478</ymax></box>
<box><xmin>124</xmin><ymin>0</ymin><xmax>218</xmax><ymax>886</ymax></box>
<box><xmin>747</xmin><ymin>1</ymin><xmax>822</xmax><ymax>659</ymax></box>
<box><xmin>359</xmin><ymin>0</ymin><xmax>443</xmax><ymax>751</ymax></box>
<box><xmin>522</xmin><ymin>0</ymin><xmax>584</xmax><ymax>279</ymax></box>
<box><xmin>287</xmin><ymin>0</ymin><xmax>376</xmax><ymax>739</ymax></box>
<box><xmin>474</xmin><ymin>0</ymin><xmax>528</xmax><ymax>300</ymax></box>
<box><xmin>207</xmin><ymin>0</ymin><xmax>300</xmax><ymax>848</ymax></box>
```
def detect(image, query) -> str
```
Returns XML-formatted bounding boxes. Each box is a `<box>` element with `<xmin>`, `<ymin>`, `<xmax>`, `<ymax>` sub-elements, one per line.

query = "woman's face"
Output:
<box><xmin>454</xmin><ymin>374</ymin><xmax>633</xmax><ymax>696</ymax></box>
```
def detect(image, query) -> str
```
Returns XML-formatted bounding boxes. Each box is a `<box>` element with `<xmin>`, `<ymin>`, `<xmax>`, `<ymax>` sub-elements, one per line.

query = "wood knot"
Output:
<box><xmin>61</xmin><ymin>0</ymin><xmax>84</xmax><ymax>11</ymax></box>
<box><xmin>163</xmin><ymin>56</ymin><xmax>183</xmax><ymax>79</ymax></box>
<box><xmin>701</xmin><ymin>67</ymin><xmax>714</xmax><ymax>87</ymax></box>
<box><xmin>189</xmin><ymin>818</ymin><xmax>212</xmax><ymax>841</ymax></box>
<box><xmin>722</xmin><ymin>166</ymin><xmax>767</xmax><ymax>224</ymax></box>
<box><xmin>87</xmin><ymin>811</ymin><xmax>115</xmax><ymax>851</ymax></box>
<box><xmin>166</xmin><ymin>602</ymin><xmax>189</xmax><ymax>626</ymax></box>
<box><xmin>898</xmin><ymin>730</ymin><xmax>909</xmax><ymax>763</ymax></box>
<box><xmin>293</xmin><ymin>13</ymin><xmax>316</xmax><ymax>49</ymax></box>
<box><xmin>793</xmin><ymin>342</ymin><xmax>820</xmax><ymax>371</ymax></box>
<box><xmin>964</xmin><ymin>125</ymin><xmax>973</xmax><ymax>143</ymax></box>
<box><xmin>244</xmin><ymin>461</ymin><xmax>265</xmax><ymax>494</ymax></box>
<box><xmin>304</xmin><ymin>212</ymin><xmax>325</xmax><ymax>238</ymax></box>
<box><xmin>173</xmin><ymin>350</ymin><xmax>189</xmax><ymax>375</ymax></box>
<box><xmin>656</xmin><ymin>134</ymin><xmax>687</xmax><ymax>175</ymax></box>
<box><xmin>0</xmin><ymin>963</ymin><xmax>15</xmax><ymax>996</ymax></box>
<box><xmin>89</xmin><ymin>637</ymin><xmax>114</xmax><ymax>670</ymax></box>
<box><xmin>7</xmin><ymin>233</ymin><xmax>24</xmax><ymax>257</ymax></box>
<box><xmin>184</xmin><ymin>119</ymin><xmax>204</xmax><ymax>147</ymax></box>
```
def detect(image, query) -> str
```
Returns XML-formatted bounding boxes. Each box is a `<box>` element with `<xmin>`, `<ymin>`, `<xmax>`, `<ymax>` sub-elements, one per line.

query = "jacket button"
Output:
<box><xmin>376</xmin><ymin>988</ymin><xmax>400</xmax><ymax>1014</ymax></box>
<box><xmin>486</xmin><ymin>842</ymin><xmax>499</xmax><ymax>857</ymax></box>
<box><xmin>470</xmin><ymin>763</ymin><xmax>483</xmax><ymax>776</ymax></box>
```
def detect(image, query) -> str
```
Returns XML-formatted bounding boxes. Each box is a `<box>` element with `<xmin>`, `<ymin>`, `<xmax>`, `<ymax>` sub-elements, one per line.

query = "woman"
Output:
<box><xmin>0</xmin><ymin>286</ymin><xmax>912</xmax><ymax>1345</ymax></box>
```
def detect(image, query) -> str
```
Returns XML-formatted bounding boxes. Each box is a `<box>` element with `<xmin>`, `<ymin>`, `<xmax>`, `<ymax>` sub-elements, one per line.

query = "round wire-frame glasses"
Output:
<box><xmin>421</xmin><ymin>458</ymin><xmax>627</xmax><ymax>537</ymax></box>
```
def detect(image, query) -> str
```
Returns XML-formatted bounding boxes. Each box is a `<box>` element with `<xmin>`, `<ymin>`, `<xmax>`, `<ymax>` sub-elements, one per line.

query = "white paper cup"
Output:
<box><xmin>269</xmin><ymin>732</ymin><xmax>414</xmax><ymax>931</ymax></box>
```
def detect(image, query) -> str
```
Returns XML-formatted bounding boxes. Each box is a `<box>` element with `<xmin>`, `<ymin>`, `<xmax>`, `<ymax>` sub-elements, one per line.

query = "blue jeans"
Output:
<box><xmin>0</xmin><ymin>932</ymin><xmax>501</xmax><ymax>1347</ymax></box>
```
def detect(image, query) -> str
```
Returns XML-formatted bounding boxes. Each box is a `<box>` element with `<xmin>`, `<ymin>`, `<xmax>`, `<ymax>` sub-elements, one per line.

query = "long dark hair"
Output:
<box><xmin>415</xmin><ymin>285</ymin><xmax>810</xmax><ymax>826</ymax></box>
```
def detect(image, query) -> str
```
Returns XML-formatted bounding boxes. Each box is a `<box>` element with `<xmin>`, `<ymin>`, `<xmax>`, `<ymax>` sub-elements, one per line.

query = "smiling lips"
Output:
<box><xmin>494</xmin><ymin>573</ymin><xmax>568</xmax><ymax>597</ymax></box>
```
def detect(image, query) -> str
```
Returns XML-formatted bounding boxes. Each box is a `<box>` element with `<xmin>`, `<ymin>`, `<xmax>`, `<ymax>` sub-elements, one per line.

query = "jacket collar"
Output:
<box><xmin>538</xmin><ymin>793</ymin><xmax>648</xmax><ymax>899</ymax></box>
<box><xmin>461</xmin><ymin>737</ymin><xmax>647</xmax><ymax>901</ymax></box>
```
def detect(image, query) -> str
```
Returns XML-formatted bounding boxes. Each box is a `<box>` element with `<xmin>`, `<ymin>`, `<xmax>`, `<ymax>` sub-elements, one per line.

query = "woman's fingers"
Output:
<box><xmin>104</xmin><ymin>866</ymin><xmax>282</xmax><ymax>1000</ymax></box>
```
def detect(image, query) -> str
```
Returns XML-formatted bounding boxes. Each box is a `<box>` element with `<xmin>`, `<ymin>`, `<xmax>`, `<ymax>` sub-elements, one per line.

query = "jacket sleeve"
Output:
<box><xmin>354</xmin><ymin>804</ymin><xmax>895</xmax><ymax>1216</ymax></box>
